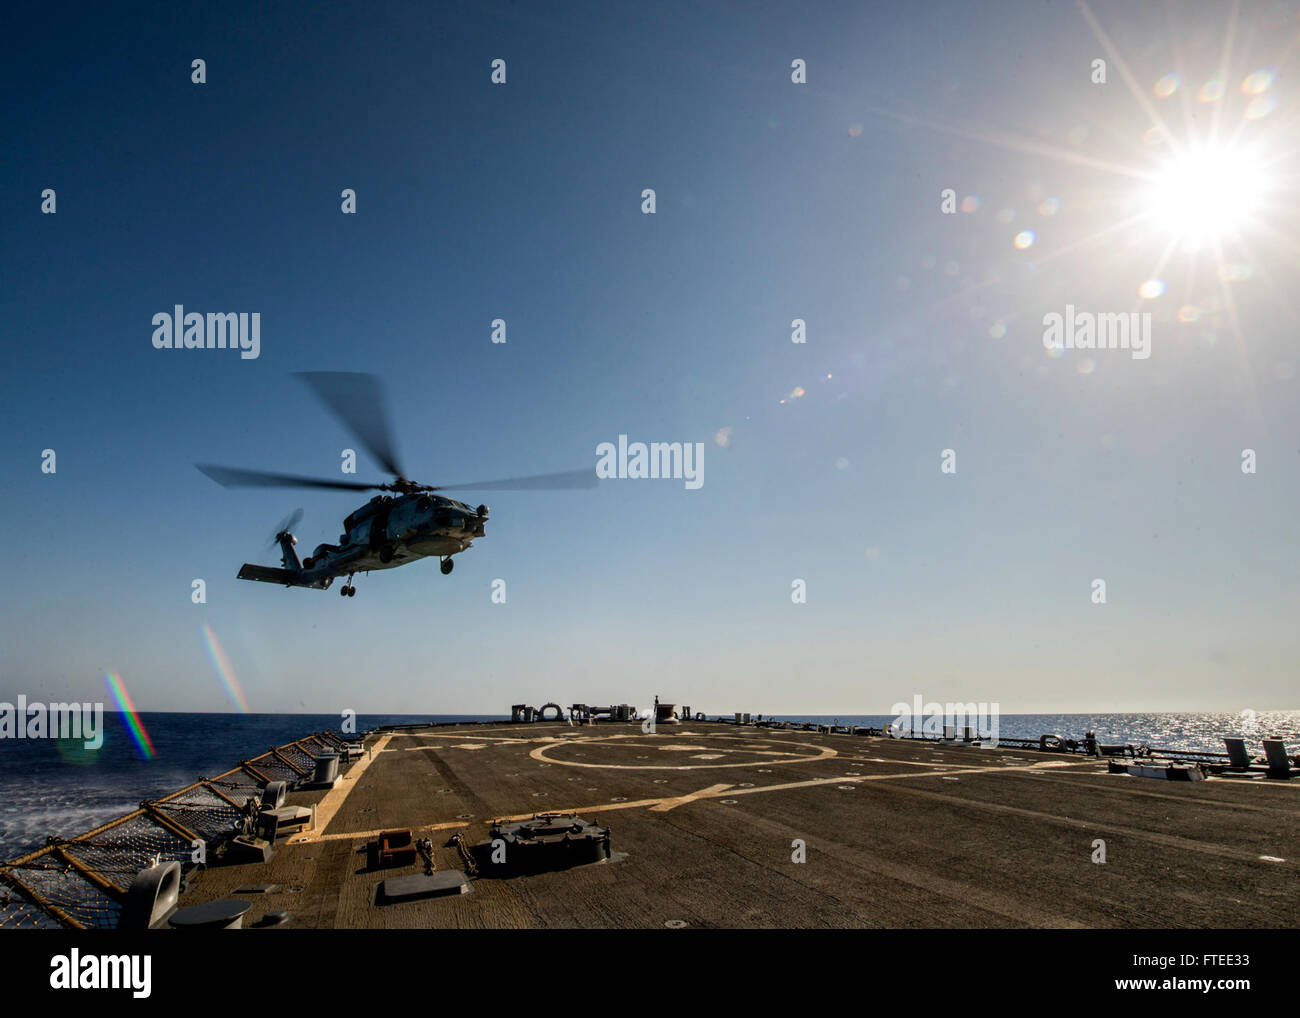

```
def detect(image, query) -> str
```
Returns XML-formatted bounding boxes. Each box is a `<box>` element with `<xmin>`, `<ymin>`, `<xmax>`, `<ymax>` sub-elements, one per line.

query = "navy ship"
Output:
<box><xmin>2</xmin><ymin>703</ymin><xmax>1295</xmax><ymax>931</ymax></box>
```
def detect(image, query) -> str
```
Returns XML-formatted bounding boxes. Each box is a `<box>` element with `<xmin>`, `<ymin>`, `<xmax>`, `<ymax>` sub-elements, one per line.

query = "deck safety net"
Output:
<box><xmin>0</xmin><ymin>731</ymin><xmax>351</xmax><ymax>929</ymax></box>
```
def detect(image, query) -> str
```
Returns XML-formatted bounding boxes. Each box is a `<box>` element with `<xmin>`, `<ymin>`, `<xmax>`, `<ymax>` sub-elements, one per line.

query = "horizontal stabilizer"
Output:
<box><xmin>238</xmin><ymin>563</ymin><xmax>304</xmax><ymax>586</ymax></box>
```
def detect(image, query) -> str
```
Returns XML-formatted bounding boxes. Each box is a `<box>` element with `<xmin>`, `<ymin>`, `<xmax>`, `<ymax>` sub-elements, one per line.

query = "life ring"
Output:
<box><xmin>537</xmin><ymin>703</ymin><xmax>563</xmax><ymax>722</ymax></box>
<box><xmin>1040</xmin><ymin>734</ymin><xmax>1064</xmax><ymax>752</ymax></box>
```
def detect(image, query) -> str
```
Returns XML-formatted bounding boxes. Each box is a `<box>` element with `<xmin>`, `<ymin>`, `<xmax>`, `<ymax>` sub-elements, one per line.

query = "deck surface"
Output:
<box><xmin>181</xmin><ymin>722</ymin><xmax>1299</xmax><ymax>929</ymax></box>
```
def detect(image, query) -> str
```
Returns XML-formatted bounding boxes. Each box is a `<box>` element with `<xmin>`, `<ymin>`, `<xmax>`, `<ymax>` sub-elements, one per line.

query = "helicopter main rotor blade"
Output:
<box><xmin>430</xmin><ymin>468</ymin><xmax>597</xmax><ymax>492</ymax></box>
<box><xmin>294</xmin><ymin>372</ymin><xmax>405</xmax><ymax>480</ymax></box>
<box><xmin>196</xmin><ymin>464</ymin><xmax>379</xmax><ymax>492</ymax></box>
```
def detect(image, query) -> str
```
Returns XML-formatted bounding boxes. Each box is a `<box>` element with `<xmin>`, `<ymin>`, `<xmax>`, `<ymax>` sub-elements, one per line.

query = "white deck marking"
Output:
<box><xmin>529</xmin><ymin>736</ymin><xmax>836</xmax><ymax>770</ymax></box>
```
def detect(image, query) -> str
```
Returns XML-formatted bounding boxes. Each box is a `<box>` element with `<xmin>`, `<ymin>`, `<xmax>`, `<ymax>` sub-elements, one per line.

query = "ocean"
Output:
<box><xmin>1</xmin><ymin>709</ymin><xmax>1296</xmax><ymax>861</ymax></box>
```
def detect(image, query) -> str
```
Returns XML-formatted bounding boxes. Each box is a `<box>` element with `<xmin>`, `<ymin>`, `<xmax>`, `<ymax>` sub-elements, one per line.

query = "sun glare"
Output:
<box><xmin>1144</xmin><ymin>144</ymin><xmax>1270</xmax><ymax>243</ymax></box>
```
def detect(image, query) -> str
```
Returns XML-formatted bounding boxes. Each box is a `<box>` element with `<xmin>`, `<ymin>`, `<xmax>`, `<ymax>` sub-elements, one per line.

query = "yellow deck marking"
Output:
<box><xmin>301</xmin><ymin>786</ymin><xmax>713</xmax><ymax>842</ymax></box>
<box><xmin>307</xmin><ymin>731</ymin><xmax>1294</xmax><ymax>849</ymax></box>
<box><xmin>303</xmin><ymin>761</ymin><xmax>1026</xmax><ymax>841</ymax></box>
<box><xmin>398</xmin><ymin>733</ymin><xmax>579</xmax><ymax>747</ymax></box>
<box><xmin>529</xmin><ymin>737</ymin><xmax>836</xmax><ymax>770</ymax></box>
<box><xmin>649</xmin><ymin>783</ymin><xmax>736</xmax><ymax>812</ymax></box>
<box><xmin>490</xmin><ymin>794</ymin><xmax>710</xmax><ymax>822</ymax></box>
<box><xmin>289</xmin><ymin>733</ymin><xmax>392</xmax><ymax>843</ymax></box>
<box><xmin>304</xmin><ymin>820</ymin><xmax>471</xmax><ymax>842</ymax></box>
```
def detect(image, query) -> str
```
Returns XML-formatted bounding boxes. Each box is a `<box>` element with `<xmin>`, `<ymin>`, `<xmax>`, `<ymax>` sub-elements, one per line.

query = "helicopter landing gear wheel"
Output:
<box><xmin>440</xmin><ymin>558</ymin><xmax>454</xmax><ymax>575</ymax></box>
<box><xmin>340</xmin><ymin>574</ymin><xmax>356</xmax><ymax>597</ymax></box>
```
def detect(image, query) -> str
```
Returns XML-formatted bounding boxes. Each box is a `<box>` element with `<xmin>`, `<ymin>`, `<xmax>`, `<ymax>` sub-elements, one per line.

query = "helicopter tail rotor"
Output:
<box><xmin>269</xmin><ymin>507</ymin><xmax>304</xmax><ymax>547</ymax></box>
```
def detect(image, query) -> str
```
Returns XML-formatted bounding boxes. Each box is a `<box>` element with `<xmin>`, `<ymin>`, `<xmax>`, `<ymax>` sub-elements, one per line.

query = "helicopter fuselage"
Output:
<box><xmin>241</xmin><ymin>493</ymin><xmax>489</xmax><ymax>590</ymax></box>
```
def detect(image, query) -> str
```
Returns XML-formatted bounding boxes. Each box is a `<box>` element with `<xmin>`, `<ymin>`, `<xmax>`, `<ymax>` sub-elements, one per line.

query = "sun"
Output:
<box><xmin>1142</xmin><ymin>142</ymin><xmax>1271</xmax><ymax>244</ymax></box>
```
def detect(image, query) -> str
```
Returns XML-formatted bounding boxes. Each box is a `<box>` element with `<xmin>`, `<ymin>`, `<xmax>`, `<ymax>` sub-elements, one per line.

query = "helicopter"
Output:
<box><xmin>197</xmin><ymin>372</ymin><xmax>595</xmax><ymax>597</ymax></box>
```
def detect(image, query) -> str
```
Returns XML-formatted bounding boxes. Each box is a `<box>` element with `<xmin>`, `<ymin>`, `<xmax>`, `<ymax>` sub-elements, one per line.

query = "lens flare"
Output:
<box><xmin>1218</xmin><ymin>263</ymin><xmax>1254</xmax><ymax>283</ymax></box>
<box><xmin>1241</xmin><ymin>68</ymin><xmax>1275</xmax><ymax>95</ymax></box>
<box><xmin>202</xmin><ymin>622</ymin><xmax>250</xmax><ymax>713</ymax></box>
<box><xmin>1245</xmin><ymin>94</ymin><xmax>1278</xmax><ymax>120</ymax></box>
<box><xmin>1197</xmin><ymin>79</ymin><xmax>1224</xmax><ymax>102</ymax></box>
<box><xmin>104</xmin><ymin>671</ymin><xmax>155</xmax><ymax>760</ymax></box>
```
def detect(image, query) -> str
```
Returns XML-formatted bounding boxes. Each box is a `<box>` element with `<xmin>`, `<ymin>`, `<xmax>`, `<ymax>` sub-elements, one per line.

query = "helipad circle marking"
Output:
<box><xmin>530</xmin><ymin>736</ymin><xmax>837</xmax><ymax>771</ymax></box>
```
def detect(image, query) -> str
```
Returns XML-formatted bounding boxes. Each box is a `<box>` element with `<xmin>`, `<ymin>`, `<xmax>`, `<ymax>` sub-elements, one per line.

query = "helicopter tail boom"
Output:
<box><xmin>238</xmin><ymin>563</ymin><xmax>323</xmax><ymax>588</ymax></box>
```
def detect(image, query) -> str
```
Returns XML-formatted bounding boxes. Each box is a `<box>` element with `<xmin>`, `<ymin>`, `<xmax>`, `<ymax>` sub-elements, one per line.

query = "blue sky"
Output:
<box><xmin>2</xmin><ymin>0</ymin><xmax>1298</xmax><ymax>715</ymax></box>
